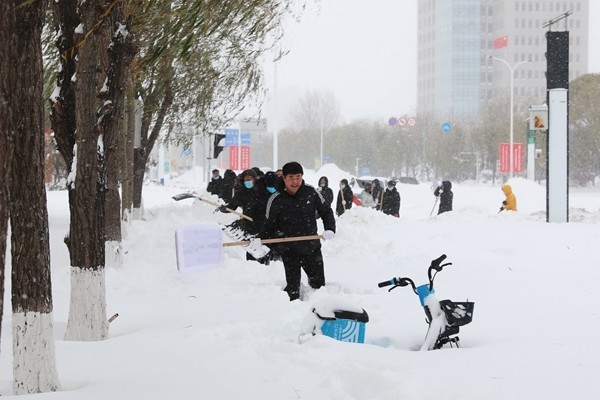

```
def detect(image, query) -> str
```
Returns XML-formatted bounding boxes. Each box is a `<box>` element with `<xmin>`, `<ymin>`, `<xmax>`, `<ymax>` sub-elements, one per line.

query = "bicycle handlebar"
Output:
<box><xmin>431</xmin><ymin>254</ymin><xmax>447</xmax><ymax>268</ymax></box>
<box><xmin>378</xmin><ymin>278</ymin><xmax>397</xmax><ymax>288</ymax></box>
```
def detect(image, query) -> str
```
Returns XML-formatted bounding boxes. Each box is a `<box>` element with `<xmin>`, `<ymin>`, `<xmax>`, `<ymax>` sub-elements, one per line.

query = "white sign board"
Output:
<box><xmin>175</xmin><ymin>224</ymin><xmax>223</xmax><ymax>272</ymax></box>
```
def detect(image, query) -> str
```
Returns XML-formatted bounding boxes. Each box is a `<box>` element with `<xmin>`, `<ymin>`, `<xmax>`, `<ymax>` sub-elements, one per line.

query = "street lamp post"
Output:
<box><xmin>489</xmin><ymin>56</ymin><xmax>531</xmax><ymax>179</ymax></box>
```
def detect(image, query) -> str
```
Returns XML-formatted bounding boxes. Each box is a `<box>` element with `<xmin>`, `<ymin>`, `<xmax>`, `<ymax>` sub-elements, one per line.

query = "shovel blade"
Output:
<box><xmin>245</xmin><ymin>243</ymin><xmax>271</xmax><ymax>259</ymax></box>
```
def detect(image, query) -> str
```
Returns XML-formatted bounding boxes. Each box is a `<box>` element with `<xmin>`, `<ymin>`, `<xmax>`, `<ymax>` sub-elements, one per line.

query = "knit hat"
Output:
<box><xmin>282</xmin><ymin>161</ymin><xmax>303</xmax><ymax>175</ymax></box>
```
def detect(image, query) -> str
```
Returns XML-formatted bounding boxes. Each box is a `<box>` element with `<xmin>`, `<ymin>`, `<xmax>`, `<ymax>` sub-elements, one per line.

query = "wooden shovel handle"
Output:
<box><xmin>197</xmin><ymin>197</ymin><xmax>254</xmax><ymax>222</ymax></box>
<box><xmin>222</xmin><ymin>235</ymin><xmax>323</xmax><ymax>247</ymax></box>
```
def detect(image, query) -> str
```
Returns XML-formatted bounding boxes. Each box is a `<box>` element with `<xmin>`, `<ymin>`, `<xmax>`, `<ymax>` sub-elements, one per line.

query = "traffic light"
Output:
<box><xmin>546</xmin><ymin>31</ymin><xmax>569</xmax><ymax>90</ymax></box>
<box><xmin>213</xmin><ymin>133</ymin><xmax>226</xmax><ymax>158</ymax></box>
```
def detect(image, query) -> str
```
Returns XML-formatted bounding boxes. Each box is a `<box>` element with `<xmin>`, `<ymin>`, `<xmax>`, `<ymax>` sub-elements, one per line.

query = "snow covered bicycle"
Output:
<box><xmin>378</xmin><ymin>254</ymin><xmax>474</xmax><ymax>350</ymax></box>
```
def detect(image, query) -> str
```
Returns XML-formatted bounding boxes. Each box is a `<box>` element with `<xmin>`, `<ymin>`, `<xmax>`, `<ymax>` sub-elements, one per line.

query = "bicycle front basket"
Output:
<box><xmin>440</xmin><ymin>300</ymin><xmax>474</xmax><ymax>326</ymax></box>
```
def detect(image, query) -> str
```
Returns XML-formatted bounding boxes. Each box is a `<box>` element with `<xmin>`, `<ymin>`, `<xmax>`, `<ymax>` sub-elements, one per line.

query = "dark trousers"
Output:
<box><xmin>281</xmin><ymin>250</ymin><xmax>325</xmax><ymax>300</ymax></box>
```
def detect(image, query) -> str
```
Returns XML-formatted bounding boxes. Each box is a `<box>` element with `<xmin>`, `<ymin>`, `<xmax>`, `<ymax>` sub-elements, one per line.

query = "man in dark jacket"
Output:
<box><xmin>206</xmin><ymin>169</ymin><xmax>222</xmax><ymax>196</ymax></box>
<box><xmin>259</xmin><ymin>161</ymin><xmax>336</xmax><ymax>301</ymax></box>
<box><xmin>434</xmin><ymin>180</ymin><xmax>453</xmax><ymax>214</ymax></box>
<box><xmin>382</xmin><ymin>180</ymin><xmax>400</xmax><ymax>217</ymax></box>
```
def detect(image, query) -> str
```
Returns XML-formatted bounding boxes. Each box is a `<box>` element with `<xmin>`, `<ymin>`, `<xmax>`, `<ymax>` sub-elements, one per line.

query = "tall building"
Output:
<box><xmin>417</xmin><ymin>0</ymin><xmax>589</xmax><ymax>122</ymax></box>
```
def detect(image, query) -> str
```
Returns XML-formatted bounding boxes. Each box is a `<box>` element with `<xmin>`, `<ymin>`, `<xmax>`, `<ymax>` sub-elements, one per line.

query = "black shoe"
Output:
<box><xmin>289</xmin><ymin>292</ymin><xmax>300</xmax><ymax>301</ymax></box>
<box><xmin>284</xmin><ymin>286</ymin><xmax>300</xmax><ymax>301</ymax></box>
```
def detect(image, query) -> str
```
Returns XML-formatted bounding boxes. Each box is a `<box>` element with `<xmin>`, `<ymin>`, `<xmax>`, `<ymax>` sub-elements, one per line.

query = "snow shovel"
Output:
<box><xmin>172</xmin><ymin>192</ymin><xmax>253</xmax><ymax>221</ymax></box>
<box><xmin>223</xmin><ymin>234</ymin><xmax>324</xmax><ymax>259</ymax></box>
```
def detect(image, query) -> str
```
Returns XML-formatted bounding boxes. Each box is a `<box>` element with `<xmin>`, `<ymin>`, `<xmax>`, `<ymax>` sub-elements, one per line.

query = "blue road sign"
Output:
<box><xmin>225</xmin><ymin>129</ymin><xmax>239</xmax><ymax>146</ymax></box>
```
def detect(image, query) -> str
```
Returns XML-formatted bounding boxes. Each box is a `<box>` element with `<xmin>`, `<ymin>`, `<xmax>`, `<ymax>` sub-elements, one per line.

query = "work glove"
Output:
<box><xmin>322</xmin><ymin>230</ymin><xmax>335</xmax><ymax>240</ymax></box>
<box><xmin>219</xmin><ymin>206</ymin><xmax>229</xmax><ymax>213</ymax></box>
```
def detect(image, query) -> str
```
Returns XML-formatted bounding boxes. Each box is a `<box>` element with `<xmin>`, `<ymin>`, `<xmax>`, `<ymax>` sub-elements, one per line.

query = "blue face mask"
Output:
<box><xmin>244</xmin><ymin>181</ymin><xmax>254</xmax><ymax>189</ymax></box>
<box><xmin>266</xmin><ymin>186</ymin><xmax>276</xmax><ymax>194</ymax></box>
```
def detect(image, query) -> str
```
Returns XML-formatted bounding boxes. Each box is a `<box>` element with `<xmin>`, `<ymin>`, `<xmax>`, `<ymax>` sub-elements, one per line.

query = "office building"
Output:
<box><xmin>417</xmin><ymin>0</ymin><xmax>589</xmax><ymax>122</ymax></box>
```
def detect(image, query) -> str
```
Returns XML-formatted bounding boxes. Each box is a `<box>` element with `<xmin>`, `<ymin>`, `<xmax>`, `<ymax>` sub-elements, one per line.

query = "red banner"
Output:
<box><xmin>228</xmin><ymin>146</ymin><xmax>251</xmax><ymax>170</ymax></box>
<box><xmin>499</xmin><ymin>143</ymin><xmax>523</xmax><ymax>173</ymax></box>
<box><xmin>229</xmin><ymin>146</ymin><xmax>238</xmax><ymax>170</ymax></box>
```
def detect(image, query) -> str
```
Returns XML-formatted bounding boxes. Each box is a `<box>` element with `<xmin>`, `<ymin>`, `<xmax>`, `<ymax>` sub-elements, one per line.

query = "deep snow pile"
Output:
<box><xmin>1</xmin><ymin>164</ymin><xmax>599</xmax><ymax>399</ymax></box>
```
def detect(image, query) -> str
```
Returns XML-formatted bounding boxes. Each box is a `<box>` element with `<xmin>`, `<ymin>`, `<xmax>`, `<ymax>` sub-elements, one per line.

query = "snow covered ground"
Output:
<box><xmin>2</xmin><ymin>164</ymin><xmax>600</xmax><ymax>399</ymax></box>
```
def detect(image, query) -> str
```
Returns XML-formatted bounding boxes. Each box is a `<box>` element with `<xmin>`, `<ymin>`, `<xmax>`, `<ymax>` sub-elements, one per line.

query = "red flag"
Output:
<box><xmin>493</xmin><ymin>35</ymin><xmax>508</xmax><ymax>49</ymax></box>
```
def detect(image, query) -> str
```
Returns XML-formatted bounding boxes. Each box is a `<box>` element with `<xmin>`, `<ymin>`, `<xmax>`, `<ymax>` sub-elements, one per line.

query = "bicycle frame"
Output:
<box><xmin>378</xmin><ymin>254</ymin><xmax>474</xmax><ymax>350</ymax></box>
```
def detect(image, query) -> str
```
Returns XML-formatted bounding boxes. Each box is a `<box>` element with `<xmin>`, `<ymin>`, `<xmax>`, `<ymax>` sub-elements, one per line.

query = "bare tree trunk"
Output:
<box><xmin>0</xmin><ymin>0</ymin><xmax>17</xmax><ymax>358</ymax></box>
<box><xmin>121</xmin><ymin>90</ymin><xmax>135</xmax><ymax>223</ymax></box>
<box><xmin>132</xmin><ymin>147</ymin><xmax>147</xmax><ymax>218</ymax></box>
<box><xmin>64</xmin><ymin>0</ymin><xmax>109</xmax><ymax>341</ymax></box>
<box><xmin>9</xmin><ymin>0</ymin><xmax>61</xmax><ymax>393</ymax></box>
<box><xmin>49</xmin><ymin>0</ymin><xmax>135</xmax><ymax>340</ymax></box>
<box><xmin>103</xmin><ymin>2</ymin><xmax>136</xmax><ymax>268</ymax></box>
<box><xmin>131</xmin><ymin>80</ymin><xmax>173</xmax><ymax>219</ymax></box>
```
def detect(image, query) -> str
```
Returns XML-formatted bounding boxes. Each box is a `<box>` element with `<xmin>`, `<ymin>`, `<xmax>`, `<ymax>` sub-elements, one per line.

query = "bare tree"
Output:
<box><xmin>127</xmin><ymin>0</ymin><xmax>302</xmax><ymax>216</ymax></box>
<box><xmin>49</xmin><ymin>0</ymin><xmax>135</xmax><ymax>341</ymax></box>
<box><xmin>7</xmin><ymin>0</ymin><xmax>61</xmax><ymax>393</ymax></box>
<box><xmin>0</xmin><ymin>0</ymin><xmax>17</xmax><ymax>359</ymax></box>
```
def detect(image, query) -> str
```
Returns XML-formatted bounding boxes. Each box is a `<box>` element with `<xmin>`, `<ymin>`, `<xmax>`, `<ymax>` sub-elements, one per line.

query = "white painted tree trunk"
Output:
<box><xmin>105</xmin><ymin>240</ymin><xmax>123</xmax><ymax>268</ymax></box>
<box><xmin>12</xmin><ymin>312</ymin><xmax>61</xmax><ymax>394</ymax></box>
<box><xmin>64</xmin><ymin>267</ymin><xmax>109</xmax><ymax>341</ymax></box>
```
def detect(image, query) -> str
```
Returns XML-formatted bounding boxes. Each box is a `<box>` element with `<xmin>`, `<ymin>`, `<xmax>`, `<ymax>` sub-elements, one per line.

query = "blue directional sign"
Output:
<box><xmin>224</xmin><ymin>129</ymin><xmax>251</xmax><ymax>146</ymax></box>
<box><xmin>441</xmin><ymin>122</ymin><xmax>452</xmax><ymax>133</ymax></box>
<box><xmin>225</xmin><ymin>129</ymin><xmax>239</xmax><ymax>146</ymax></box>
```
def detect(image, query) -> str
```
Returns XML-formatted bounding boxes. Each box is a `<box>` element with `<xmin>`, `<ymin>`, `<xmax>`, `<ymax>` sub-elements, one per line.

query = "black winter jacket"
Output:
<box><xmin>434</xmin><ymin>180</ymin><xmax>453</xmax><ymax>214</ymax></box>
<box><xmin>225</xmin><ymin>184</ymin><xmax>270</xmax><ymax>235</ymax></box>
<box><xmin>207</xmin><ymin>176</ymin><xmax>222</xmax><ymax>196</ymax></box>
<box><xmin>382</xmin><ymin>187</ymin><xmax>400</xmax><ymax>216</ymax></box>
<box><xmin>261</xmin><ymin>181</ymin><xmax>335</xmax><ymax>255</ymax></box>
<box><xmin>336</xmin><ymin>185</ymin><xmax>354</xmax><ymax>216</ymax></box>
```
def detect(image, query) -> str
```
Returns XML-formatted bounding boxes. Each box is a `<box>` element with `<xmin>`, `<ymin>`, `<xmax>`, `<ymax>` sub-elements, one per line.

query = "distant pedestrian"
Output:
<box><xmin>371</xmin><ymin>179</ymin><xmax>383</xmax><ymax>211</ymax></box>
<box><xmin>317</xmin><ymin>176</ymin><xmax>334</xmax><ymax>207</ymax></box>
<box><xmin>382</xmin><ymin>180</ymin><xmax>400</xmax><ymax>217</ymax></box>
<box><xmin>499</xmin><ymin>184</ymin><xmax>517</xmax><ymax>212</ymax></box>
<box><xmin>206</xmin><ymin>169</ymin><xmax>222</xmax><ymax>196</ymax></box>
<box><xmin>434</xmin><ymin>180</ymin><xmax>453</xmax><ymax>214</ymax></box>
<box><xmin>336</xmin><ymin>179</ymin><xmax>353</xmax><ymax>216</ymax></box>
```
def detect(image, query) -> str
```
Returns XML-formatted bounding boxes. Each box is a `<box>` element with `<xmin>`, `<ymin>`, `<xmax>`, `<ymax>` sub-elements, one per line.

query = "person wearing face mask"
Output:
<box><xmin>336</xmin><ymin>178</ymin><xmax>354</xmax><ymax>216</ymax></box>
<box><xmin>206</xmin><ymin>169</ymin><xmax>222</xmax><ymax>196</ymax></box>
<box><xmin>219</xmin><ymin>169</ymin><xmax>266</xmax><ymax>237</ymax></box>
<box><xmin>262</xmin><ymin>171</ymin><xmax>279</xmax><ymax>195</ymax></box>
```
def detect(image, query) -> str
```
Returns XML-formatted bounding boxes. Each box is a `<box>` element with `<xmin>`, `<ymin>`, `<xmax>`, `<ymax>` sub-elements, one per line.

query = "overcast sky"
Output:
<box><xmin>260</xmin><ymin>0</ymin><xmax>600</xmax><ymax>129</ymax></box>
